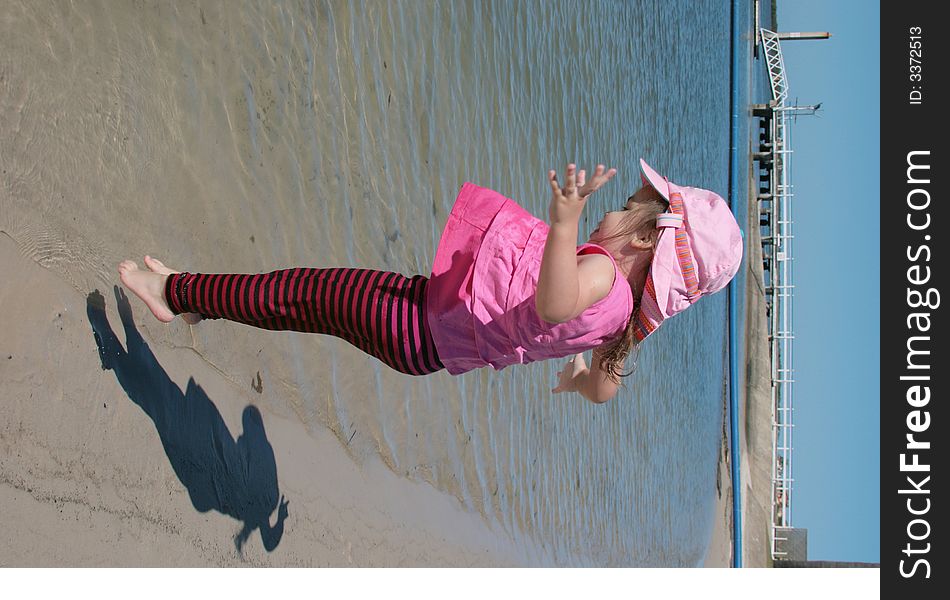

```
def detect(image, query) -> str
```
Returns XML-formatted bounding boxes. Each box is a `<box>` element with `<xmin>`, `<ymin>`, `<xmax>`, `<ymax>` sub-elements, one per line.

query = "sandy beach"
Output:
<box><xmin>1</xmin><ymin>1</ymin><xmax>756</xmax><ymax>567</ymax></box>
<box><xmin>738</xmin><ymin>157</ymin><xmax>778</xmax><ymax>569</ymax></box>
<box><xmin>0</xmin><ymin>209</ymin><xmax>761</xmax><ymax>568</ymax></box>
<box><xmin>0</xmin><ymin>188</ymin><xmax>766</xmax><ymax>569</ymax></box>
<box><xmin>0</xmin><ymin>167</ymin><xmax>770</xmax><ymax>569</ymax></box>
<box><xmin>0</xmin><ymin>232</ymin><xmax>556</xmax><ymax>566</ymax></box>
<box><xmin>701</xmin><ymin>396</ymin><xmax>734</xmax><ymax>568</ymax></box>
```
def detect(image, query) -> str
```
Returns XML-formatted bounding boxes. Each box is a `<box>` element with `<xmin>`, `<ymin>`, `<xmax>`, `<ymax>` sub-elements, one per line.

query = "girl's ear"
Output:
<box><xmin>628</xmin><ymin>234</ymin><xmax>653</xmax><ymax>251</ymax></box>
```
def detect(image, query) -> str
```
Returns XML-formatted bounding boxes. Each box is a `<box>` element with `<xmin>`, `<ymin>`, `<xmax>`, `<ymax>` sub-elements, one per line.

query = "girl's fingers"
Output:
<box><xmin>550</xmin><ymin>164</ymin><xmax>615</xmax><ymax>198</ymax></box>
<box><xmin>589</xmin><ymin>167</ymin><xmax>618</xmax><ymax>193</ymax></box>
<box><xmin>573</xmin><ymin>164</ymin><xmax>615</xmax><ymax>197</ymax></box>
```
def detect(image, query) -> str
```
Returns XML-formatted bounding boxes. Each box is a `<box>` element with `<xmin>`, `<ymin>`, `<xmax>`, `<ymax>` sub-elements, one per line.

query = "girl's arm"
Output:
<box><xmin>552</xmin><ymin>350</ymin><xmax>620</xmax><ymax>403</ymax></box>
<box><xmin>536</xmin><ymin>164</ymin><xmax>617</xmax><ymax>323</ymax></box>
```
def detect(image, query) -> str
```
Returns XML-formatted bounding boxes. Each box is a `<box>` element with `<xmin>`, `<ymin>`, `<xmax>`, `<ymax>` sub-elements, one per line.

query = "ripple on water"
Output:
<box><xmin>1</xmin><ymin>0</ymin><xmax>732</xmax><ymax>566</ymax></box>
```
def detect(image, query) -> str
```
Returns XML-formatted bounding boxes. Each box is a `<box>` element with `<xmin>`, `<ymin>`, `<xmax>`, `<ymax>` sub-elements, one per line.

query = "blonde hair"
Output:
<box><xmin>596</xmin><ymin>185</ymin><xmax>668</xmax><ymax>384</ymax></box>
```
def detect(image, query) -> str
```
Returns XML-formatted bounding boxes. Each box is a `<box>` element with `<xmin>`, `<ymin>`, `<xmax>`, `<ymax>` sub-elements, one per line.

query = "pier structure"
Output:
<box><xmin>755</xmin><ymin>28</ymin><xmax>798</xmax><ymax>562</ymax></box>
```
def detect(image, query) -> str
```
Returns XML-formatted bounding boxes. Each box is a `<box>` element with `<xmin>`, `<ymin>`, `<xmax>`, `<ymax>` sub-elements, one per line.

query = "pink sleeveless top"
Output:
<box><xmin>426</xmin><ymin>183</ymin><xmax>633</xmax><ymax>375</ymax></box>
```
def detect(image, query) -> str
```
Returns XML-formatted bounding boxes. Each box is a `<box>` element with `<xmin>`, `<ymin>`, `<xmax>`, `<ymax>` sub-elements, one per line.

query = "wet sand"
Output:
<box><xmin>2</xmin><ymin>1</ymin><xmax>740</xmax><ymax>565</ymax></box>
<box><xmin>701</xmin><ymin>393</ymin><xmax>734</xmax><ymax>567</ymax></box>
<box><xmin>0</xmin><ymin>193</ymin><xmax>769</xmax><ymax>567</ymax></box>
<box><xmin>0</xmin><ymin>233</ymin><xmax>551</xmax><ymax>566</ymax></box>
<box><xmin>2</xmin><ymin>0</ymin><xmax>736</xmax><ymax>565</ymax></box>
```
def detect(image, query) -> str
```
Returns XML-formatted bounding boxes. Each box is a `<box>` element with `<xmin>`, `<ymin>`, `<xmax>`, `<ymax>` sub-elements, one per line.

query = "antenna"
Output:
<box><xmin>780</xmin><ymin>100</ymin><xmax>823</xmax><ymax>122</ymax></box>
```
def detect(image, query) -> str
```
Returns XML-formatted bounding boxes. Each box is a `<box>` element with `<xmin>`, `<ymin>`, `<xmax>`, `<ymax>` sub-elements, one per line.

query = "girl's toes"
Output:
<box><xmin>144</xmin><ymin>256</ymin><xmax>177</xmax><ymax>275</ymax></box>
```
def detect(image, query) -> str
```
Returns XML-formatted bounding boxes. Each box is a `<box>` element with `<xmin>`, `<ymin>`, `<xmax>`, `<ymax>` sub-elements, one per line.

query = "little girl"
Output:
<box><xmin>119</xmin><ymin>159</ymin><xmax>742</xmax><ymax>403</ymax></box>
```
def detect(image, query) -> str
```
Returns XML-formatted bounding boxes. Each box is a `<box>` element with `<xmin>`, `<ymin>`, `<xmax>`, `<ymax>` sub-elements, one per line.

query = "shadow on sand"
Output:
<box><xmin>86</xmin><ymin>286</ymin><xmax>289</xmax><ymax>554</ymax></box>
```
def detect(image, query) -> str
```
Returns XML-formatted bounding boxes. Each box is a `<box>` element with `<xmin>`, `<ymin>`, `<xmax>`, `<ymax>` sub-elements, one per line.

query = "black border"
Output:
<box><xmin>881</xmin><ymin>0</ymin><xmax>944</xmax><ymax>594</ymax></box>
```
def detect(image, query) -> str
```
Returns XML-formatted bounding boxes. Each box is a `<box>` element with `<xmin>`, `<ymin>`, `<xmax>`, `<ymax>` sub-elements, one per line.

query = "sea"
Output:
<box><xmin>0</xmin><ymin>0</ymin><xmax>762</xmax><ymax>566</ymax></box>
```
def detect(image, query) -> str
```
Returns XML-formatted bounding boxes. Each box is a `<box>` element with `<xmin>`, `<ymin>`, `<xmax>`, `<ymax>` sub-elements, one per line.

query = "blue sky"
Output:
<box><xmin>774</xmin><ymin>1</ymin><xmax>880</xmax><ymax>562</ymax></box>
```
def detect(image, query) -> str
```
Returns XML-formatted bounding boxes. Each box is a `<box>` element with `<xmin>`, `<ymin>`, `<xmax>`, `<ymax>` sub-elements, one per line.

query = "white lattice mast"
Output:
<box><xmin>761</xmin><ymin>29</ymin><xmax>789</xmax><ymax>107</ymax></box>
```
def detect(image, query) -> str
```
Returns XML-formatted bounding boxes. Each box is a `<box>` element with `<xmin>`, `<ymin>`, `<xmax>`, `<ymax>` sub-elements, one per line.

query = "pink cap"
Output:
<box><xmin>633</xmin><ymin>158</ymin><xmax>743</xmax><ymax>342</ymax></box>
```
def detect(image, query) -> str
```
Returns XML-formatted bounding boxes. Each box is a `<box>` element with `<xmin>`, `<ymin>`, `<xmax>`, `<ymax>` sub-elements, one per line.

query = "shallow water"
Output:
<box><xmin>1</xmin><ymin>0</ymin><xmax>732</xmax><ymax>566</ymax></box>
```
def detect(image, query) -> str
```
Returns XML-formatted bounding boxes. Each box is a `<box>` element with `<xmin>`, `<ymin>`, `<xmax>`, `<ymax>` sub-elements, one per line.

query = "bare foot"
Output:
<box><xmin>118</xmin><ymin>256</ymin><xmax>203</xmax><ymax>325</ymax></box>
<box><xmin>142</xmin><ymin>256</ymin><xmax>203</xmax><ymax>325</ymax></box>
<box><xmin>118</xmin><ymin>259</ymin><xmax>175</xmax><ymax>323</ymax></box>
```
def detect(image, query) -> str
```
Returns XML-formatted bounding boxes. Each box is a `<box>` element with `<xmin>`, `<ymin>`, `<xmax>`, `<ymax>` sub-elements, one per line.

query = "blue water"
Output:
<box><xmin>1</xmin><ymin>0</ymin><xmax>750</xmax><ymax>566</ymax></box>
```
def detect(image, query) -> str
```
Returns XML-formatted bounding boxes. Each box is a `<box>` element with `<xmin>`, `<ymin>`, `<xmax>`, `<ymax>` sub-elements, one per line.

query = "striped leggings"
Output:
<box><xmin>163</xmin><ymin>268</ymin><xmax>444</xmax><ymax>376</ymax></box>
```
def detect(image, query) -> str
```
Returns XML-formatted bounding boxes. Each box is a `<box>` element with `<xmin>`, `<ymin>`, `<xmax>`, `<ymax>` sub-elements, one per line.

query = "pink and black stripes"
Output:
<box><xmin>164</xmin><ymin>268</ymin><xmax>443</xmax><ymax>376</ymax></box>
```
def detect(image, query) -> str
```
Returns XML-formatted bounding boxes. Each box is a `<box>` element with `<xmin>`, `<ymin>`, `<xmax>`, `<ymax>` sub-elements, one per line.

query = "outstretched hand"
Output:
<box><xmin>547</xmin><ymin>163</ymin><xmax>617</xmax><ymax>226</ymax></box>
<box><xmin>552</xmin><ymin>353</ymin><xmax>588</xmax><ymax>394</ymax></box>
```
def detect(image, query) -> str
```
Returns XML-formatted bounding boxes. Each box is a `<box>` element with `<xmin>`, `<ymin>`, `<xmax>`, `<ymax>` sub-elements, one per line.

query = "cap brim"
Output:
<box><xmin>634</xmin><ymin>158</ymin><xmax>677</xmax><ymax>342</ymax></box>
<box><xmin>639</xmin><ymin>158</ymin><xmax>670</xmax><ymax>202</ymax></box>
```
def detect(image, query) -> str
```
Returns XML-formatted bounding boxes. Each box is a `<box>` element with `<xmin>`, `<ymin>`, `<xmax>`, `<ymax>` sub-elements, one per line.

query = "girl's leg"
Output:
<box><xmin>164</xmin><ymin>268</ymin><xmax>444</xmax><ymax>376</ymax></box>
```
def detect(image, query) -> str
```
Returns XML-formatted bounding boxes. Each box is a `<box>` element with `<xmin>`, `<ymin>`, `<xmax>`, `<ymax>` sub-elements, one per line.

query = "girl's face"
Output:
<box><xmin>587</xmin><ymin>186</ymin><xmax>658</xmax><ymax>255</ymax></box>
<box><xmin>589</xmin><ymin>197</ymin><xmax>632</xmax><ymax>241</ymax></box>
